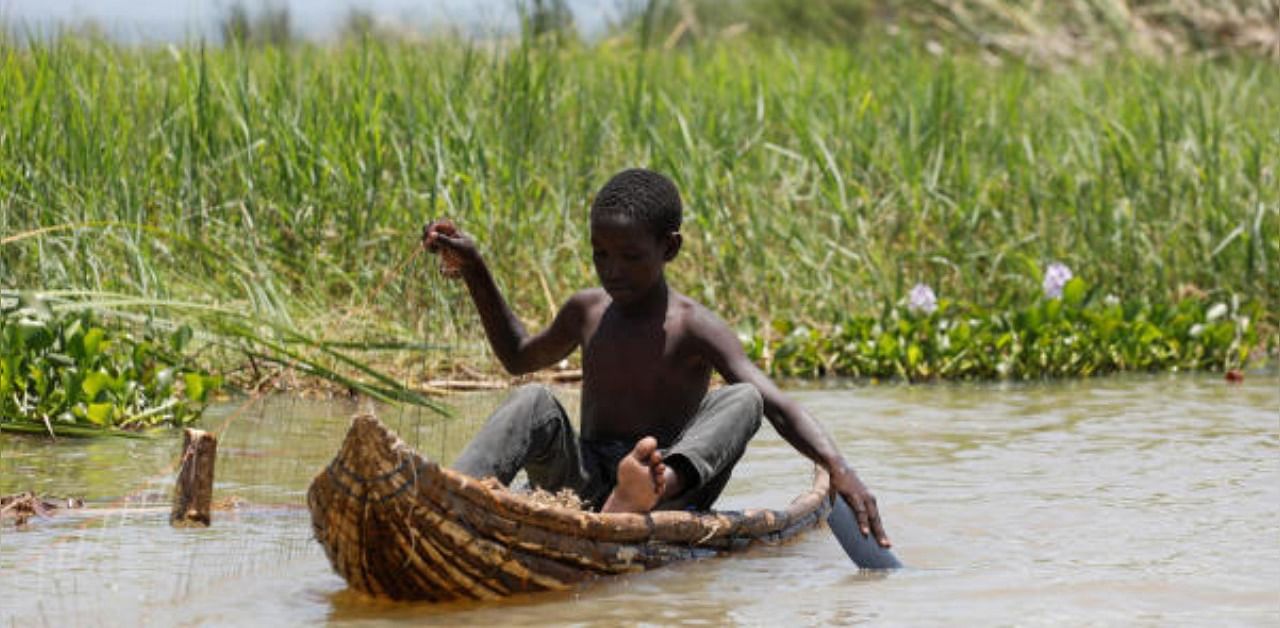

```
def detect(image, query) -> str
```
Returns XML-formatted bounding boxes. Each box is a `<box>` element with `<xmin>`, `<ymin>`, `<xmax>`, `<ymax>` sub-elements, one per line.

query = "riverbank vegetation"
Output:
<box><xmin>1</xmin><ymin>1</ymin><xmax>1276</xmax><ymax>433</ymax></box>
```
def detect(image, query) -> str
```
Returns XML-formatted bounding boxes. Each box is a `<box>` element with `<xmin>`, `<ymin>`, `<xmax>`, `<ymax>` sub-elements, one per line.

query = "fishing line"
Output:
<box><xmin>343</xmin><ymin>241</ymin><xmax>435</xmax><ymax>456</ymax></box>
<box><xmin>332</xmin><ymin>243</ymin><xmax>423</xmax><ymax>332</ymax></box>
<box><xmin>152</xmin><ymin>238</ymin><xmax>428</xmax><ymax>502</ymax></box>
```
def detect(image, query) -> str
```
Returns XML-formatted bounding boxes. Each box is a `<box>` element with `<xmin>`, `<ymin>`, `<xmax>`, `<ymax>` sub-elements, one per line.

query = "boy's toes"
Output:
<box><xmin>602</xmin><ymin>436</ymin><xmax>666</xmax><ymax>514</ymax></box>
<box><xmin>632</xmin><ymin>436</ymin><xmax>658</xmax><ymax>462</ymax></box>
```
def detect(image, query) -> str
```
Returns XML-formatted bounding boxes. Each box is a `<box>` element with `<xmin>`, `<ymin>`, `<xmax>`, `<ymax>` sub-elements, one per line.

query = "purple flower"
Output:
<box><xmin>908</xmin><ymin>283</ymin><xmax>937</xmax><ymax>314</ymax></box>
<box><xmin>1043</xmin><ymin>262</ymin><xmax>1073</xmax><ymax>299</ymax></box>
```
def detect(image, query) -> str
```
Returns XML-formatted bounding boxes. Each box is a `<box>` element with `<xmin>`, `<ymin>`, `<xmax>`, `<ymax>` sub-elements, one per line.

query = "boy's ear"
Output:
<box><xmin>663</xmin><ymin>231</ymin><xmax>682</xmax><ymax>261</ymax></box>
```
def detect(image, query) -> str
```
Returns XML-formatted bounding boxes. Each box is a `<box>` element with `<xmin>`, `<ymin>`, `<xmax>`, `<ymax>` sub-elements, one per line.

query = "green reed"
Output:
<box><xmin>1</xmin><ymin>33</ymin><xmax>1275</xmax><ymax>379</ymax></box>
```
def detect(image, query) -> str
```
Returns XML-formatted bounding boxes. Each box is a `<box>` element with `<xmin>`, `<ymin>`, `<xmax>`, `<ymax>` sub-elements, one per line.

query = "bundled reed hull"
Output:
<box><xmin>308</xmin><ymin>413</ymin><xmax>831</xmax><ymax>602</ymax></box>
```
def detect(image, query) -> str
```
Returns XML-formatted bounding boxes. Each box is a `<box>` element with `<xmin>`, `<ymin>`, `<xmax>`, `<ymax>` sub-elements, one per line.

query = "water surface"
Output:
<box><xmin>2</xmin><ymin>373</ymin><xmax>1277</xmax><ymax>625</ymax></box>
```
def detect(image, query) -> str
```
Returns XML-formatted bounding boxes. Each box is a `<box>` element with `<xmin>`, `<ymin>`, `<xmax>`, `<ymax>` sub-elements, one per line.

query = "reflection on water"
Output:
<box><xmin>2</xmin><ymin>373</ymin><xmax>1277</xmax><ymax>625</ymax></box>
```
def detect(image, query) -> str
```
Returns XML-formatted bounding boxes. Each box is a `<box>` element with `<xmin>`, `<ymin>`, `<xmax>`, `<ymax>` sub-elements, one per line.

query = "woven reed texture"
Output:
<box><xmin>308</xmin><ymin>413</ymin><xmax>831</xmax><ymax>601</ymax></box>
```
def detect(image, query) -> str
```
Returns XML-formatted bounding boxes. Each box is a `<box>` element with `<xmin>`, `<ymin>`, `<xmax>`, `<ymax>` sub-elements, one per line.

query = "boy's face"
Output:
<box><xmin>589</xmin><ymin>215</ymin><xmax>679</xmax><ymax>305</ymax></box>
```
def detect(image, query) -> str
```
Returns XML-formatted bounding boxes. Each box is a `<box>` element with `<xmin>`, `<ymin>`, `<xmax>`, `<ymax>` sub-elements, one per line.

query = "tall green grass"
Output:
<box><xmin>1</xmin><ymin>33</ymin><xmax>1276</xmax><ymax>376</ymax></box>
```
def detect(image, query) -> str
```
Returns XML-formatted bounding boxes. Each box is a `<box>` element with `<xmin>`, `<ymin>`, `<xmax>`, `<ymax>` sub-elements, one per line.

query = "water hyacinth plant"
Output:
<box><xmin>747</xmin><ymin>279</ymin><xmax>1261</xmax><ymax>381</ymax></box>
<box><xmin>1043</xmin><ymin>263</ymin><xmax>1074</xmax><ymax>300</ymax></box>
<box><xmin>0</xmin><ymin>293</ymin><xmax>221</xmax><ymax>437</ymax></box>
<box><xmin>908</xmin><ymin>283</ymin><xmax>938</xmax><ymax>315</ymax></box>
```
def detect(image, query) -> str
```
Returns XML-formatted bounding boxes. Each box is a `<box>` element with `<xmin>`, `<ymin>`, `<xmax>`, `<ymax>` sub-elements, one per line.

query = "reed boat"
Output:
<box><xmin>307</xmin><ymin>413</ymin><xmax>832</xmax><ymax>602</ymax></box>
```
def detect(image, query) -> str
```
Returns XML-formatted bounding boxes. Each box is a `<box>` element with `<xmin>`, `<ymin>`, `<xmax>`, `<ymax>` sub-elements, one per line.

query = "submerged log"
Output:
<box><xmin>170</xmin><ymin>428</ymin><xmax>218</xmax><ymax>527</ymax></box>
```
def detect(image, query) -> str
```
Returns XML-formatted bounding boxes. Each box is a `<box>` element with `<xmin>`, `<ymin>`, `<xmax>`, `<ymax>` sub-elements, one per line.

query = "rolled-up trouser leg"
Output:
<box><xmin>451</xmin><ymin>384</ymin><xmax>588</xmax><ymax>494</ymax></box>
<box><xmin>659</xmin><ymin>383</ymin><xmax>764</xmax><ymax>511</ymax></box>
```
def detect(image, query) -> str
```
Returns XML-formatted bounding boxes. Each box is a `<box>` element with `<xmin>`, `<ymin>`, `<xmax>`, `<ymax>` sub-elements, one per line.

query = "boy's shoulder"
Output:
<box><xmin>667</xmin><ymin>291</ymin><xmax>749</xmax><ymax>367</ymax></box>
<box><xmin>668</xmin><ymin>290</ymin><xmax>736</xmax><ymax>339</ymax></box>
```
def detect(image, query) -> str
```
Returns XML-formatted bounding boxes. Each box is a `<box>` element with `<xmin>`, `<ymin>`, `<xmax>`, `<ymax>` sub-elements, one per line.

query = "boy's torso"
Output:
<box><xmin>576</xmin><ymin>287</ymin><xmax>713</xmax><ymax>446</ymax></box>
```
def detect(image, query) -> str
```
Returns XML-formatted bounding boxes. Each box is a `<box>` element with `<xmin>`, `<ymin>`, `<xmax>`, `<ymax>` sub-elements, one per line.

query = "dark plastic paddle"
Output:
<box><xmin>827</xmin><ymin>495</ymin><xmax>902</xmax><ymax>569</ymax></box>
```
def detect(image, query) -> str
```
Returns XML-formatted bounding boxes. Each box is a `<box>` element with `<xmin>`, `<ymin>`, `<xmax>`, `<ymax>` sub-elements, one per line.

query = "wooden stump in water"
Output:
<box><xmin>170</xmin><ymin>428</ymin><xmax>218</xmax><ymax>527</ymax></box>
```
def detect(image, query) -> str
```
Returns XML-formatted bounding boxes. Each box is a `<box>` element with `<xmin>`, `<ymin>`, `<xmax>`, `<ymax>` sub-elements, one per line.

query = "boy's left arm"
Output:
<box><xmin>695</xmin><ymin>311</ymin><xmax>891</xmax><ymax>547</ymax></box>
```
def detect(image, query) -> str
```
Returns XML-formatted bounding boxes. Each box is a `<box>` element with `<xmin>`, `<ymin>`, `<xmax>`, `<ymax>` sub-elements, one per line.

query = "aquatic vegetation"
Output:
<box><xmin>750</xmin><ymin>282</ymin><xmax>1262</xmax><ymax>381</ymax></box>
<box><xmin>0</xmin><ymin>292</ymin><xmax>221</xmax><ymax>437</ymax></box>
<box><xmin>908</xmin><ymin>284</ymin><xmax>938</xmax><ymax>315</ymax></box>
<box><xmin>1042</xmin><ymin>263</ymin><xmax>1074</xmax><ymax>300</ymax></box>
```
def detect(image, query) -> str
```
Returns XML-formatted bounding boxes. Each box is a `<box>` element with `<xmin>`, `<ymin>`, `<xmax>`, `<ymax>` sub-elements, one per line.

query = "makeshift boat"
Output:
<box><xmin>307</xmin><ymin>413</ymin><xmax>832</xmax><ymax>602</ymax></box>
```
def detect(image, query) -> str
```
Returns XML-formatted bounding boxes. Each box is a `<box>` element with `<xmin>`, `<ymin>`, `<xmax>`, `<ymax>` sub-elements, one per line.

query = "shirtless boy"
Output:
<box><xmin>424</xmin><ymin>168</ymin><xmax>890</xmax><ymax>547</ymax></box>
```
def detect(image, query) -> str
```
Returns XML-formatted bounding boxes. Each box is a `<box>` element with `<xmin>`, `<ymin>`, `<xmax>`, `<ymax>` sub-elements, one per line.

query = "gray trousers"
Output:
<box><xmin>452</xmin><ymin>383</ymin><xmax>763</xmax><ymax>511</ymax></box>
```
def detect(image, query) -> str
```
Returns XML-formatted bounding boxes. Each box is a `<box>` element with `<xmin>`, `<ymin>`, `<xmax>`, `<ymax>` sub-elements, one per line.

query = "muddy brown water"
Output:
<box><xmin>2</xmin><ymin>373</ymin><xmax>1277</xmax><ymax>625</ymax></box>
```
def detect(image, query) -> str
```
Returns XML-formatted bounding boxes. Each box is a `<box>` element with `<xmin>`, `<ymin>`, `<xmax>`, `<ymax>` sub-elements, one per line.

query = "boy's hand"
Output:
<box><xmin>831</xmin><ymin>461</ymin><xmax>891</xmax><ymax>548</ymax></box>
<box><xmin>422</xmin><ymin>219</ymin><xmax>479</xmax><ymax>277</ymax></box>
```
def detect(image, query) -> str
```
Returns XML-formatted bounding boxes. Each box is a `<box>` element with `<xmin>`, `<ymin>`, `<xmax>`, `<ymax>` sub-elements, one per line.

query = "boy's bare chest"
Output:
<box><xmin>578</xmin><ymin>310</ymin><xmax>710</xmax><ymax>441</ymax></box>
<box><xmin>580</xmin><ymin>315</ymin><xmax>695</xmax><ymax>383</ymax></box>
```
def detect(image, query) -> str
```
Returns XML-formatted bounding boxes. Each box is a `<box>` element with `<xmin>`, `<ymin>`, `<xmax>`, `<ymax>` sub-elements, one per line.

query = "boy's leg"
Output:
<box><xmin>451</xmin><ymin>384</ymin><xmax>588</xmax><ymax>493</ymax></box>
<box><xmin>658</xmin><ymin>383</ymin><xmax>764</xmax><ymax>511</ymax></box>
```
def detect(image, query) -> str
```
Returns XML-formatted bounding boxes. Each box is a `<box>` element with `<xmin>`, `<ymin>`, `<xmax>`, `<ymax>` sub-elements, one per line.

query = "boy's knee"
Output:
<box><xmin>512</xmin><ymin>383</ymin><xmax>554</xmax><ymax>404</ymax></box>
<box><xmin>722</xmin><ymin>383</ymin><xmax>763</xmax><ymax>411</ymax></box>
<box><xmin>510</xmin><ymin>383</ymin><xmax>560</xmax><ymax>422</ymax></box>
<box><xmin>721</xmin><ymin>383</ymin><xmax>763</xmax><ymax>429</ymax></box>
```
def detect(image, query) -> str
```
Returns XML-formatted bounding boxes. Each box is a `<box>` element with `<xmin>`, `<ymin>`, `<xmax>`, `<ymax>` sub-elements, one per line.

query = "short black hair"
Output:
<box><xmin>589</xmin><ymin>168</ymin><xmax>682</xmax><ymax>238</ymax></box>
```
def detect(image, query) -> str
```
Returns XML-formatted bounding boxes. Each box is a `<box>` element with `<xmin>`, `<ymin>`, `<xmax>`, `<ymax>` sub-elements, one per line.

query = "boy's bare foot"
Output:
<box><xmin>601</xmin><ymin>437</ymin><xmax>666</xmax><ymax>513</ymax></box>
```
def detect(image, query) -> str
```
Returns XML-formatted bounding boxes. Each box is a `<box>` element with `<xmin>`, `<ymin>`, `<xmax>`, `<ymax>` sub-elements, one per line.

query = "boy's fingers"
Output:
<box><xmin>424</xmin><ymin>220</ymin><xmax>462</xmax><ymax>244</ymax></box>
<box><xmin>873</xmin><ymin>524</ymin><xmax>891</xmax><ymax>547</ymax></box>
<box><xmin>865</xmin><ymin>499</ymin><xmax>891</xmax><ymax>547</ymax></box>
<box><xmin>428</xmin><ymin>232</ymin><xmax>461</xmax><ymax>248</ymax></box>
<box><xmin>850</xmin><ymin>493</ymin><xmax>872</xmax><ymax>537</ymax></box>
<box><xmin>425</xmin><ymin>233</ymin><xmax>468</xmax><ymax>259</ymax></box>
<box><xmin>424</xmin><ymin>219</ymin><xmax>457</xmax><ymax>236</ymax></box>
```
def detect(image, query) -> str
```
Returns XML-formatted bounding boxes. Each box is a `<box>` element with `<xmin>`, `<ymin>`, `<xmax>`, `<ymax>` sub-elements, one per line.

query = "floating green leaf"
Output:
<box><xmin>86</xmin><ymin>403</ymin><xmax>114</xmax><ymax>426</ymax></box>
<box><xmin>183</xmin><ymin>372</ymin><xmax>215</xmax><ymax>403</ymax></box>
<box><xmin>83</xmin><ymin>327</ymin><xmax>106</xmax><ymax>358</ymax></box>
<box><xmin>81</xmin><ymin>371</ymin><xmax>112</xmax><ymax>400</ymax></box>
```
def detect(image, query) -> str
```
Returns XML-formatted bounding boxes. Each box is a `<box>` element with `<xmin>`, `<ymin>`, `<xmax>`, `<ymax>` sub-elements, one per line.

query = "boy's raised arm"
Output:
<box><xmin>423</xmin><ymin>220</ymin><xmax>582</xmax><ymax>375</ymax></box>
<box><xmin>693</xmin><ymin>309</ymin><xmax>891</xmax><ymax>548</ymax></box>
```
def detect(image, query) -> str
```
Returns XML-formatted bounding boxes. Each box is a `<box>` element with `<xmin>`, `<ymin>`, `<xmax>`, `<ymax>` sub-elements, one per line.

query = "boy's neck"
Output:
<box><xmin>610</xmin><ymin>276</ymin><xmax>670</xmax><ymax>317</ymax></box>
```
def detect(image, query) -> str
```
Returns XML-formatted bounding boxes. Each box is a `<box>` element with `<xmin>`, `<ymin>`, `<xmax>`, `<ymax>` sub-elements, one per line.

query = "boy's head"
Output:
<box><xmin>589</xmin><ymin>169</ymin><xmax>683</xmax><ymax>304</ymax></box>
<box><xmin>589</xmin><ymin>168</ymin><xmax>682</xmax><ymax>239</ymax></box>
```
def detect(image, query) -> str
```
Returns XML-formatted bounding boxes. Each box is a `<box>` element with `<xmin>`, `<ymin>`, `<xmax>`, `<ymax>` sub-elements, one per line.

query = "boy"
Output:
<box><xmin>424</xmin><ymin>168</ymin><xmax>890</xmax><ymax>547</ymax></box>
